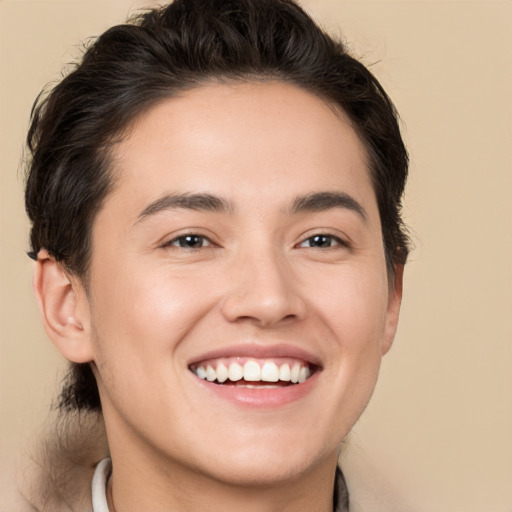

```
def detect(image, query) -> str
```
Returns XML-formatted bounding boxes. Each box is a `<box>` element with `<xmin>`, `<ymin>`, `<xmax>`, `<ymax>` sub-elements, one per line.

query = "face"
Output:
<box><xmin>81</xmin><ymin>82</ymin><xmax>401</xmax><ymax>486</ymax></box>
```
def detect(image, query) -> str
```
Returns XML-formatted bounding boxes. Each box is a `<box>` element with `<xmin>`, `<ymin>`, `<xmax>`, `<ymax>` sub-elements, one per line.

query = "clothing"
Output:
<box><xmin>334</xmin><ymin>466</ymin><xmax>350</xmax><ymax>512</ymax></box>
<box><xmin>92</xmin><ymin>458</ymin><xmax>111</xmax><ymax>512</ymax></box>
<box><xmin>92</xmin><ymin>458</ymin><xmax>349</xmax><ymax>512</ymax></box>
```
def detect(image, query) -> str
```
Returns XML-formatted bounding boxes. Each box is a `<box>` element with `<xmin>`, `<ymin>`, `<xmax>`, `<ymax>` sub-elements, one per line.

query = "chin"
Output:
<box><xmin>206</xmin><ymin>455</ymin><xmax>322</xmax><ymax>488</ymax></box>
<box><xmin>192</xmin><ymin>432</ymin><xmax>337</xmax><ymax>488</ymax></box>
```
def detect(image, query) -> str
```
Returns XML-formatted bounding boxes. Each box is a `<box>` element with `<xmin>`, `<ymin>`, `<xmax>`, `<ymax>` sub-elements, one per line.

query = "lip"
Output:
<box><xmin>193</xmin><ymin>370</ymin><xmax>320</xmax><ymax>408</ymax></box>
<box><xmin>187</xmin><ymin>343</ymin><xmax>322</xmax><ymax>367</ymax></box>
<box><xmin>188</xmin><ymin>343</ymin><xmax>322</xmax><ymax>408</ymax></box>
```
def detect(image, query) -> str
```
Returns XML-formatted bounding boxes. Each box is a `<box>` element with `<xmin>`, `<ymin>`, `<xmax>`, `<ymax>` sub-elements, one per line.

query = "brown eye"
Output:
<box><xmin>167</xmin><ymin>234</ymin><xmax>212</xmax><ymax>249</ymax></box>
<box><xmin>298</xmin><ymin>234</ymin><xmax>345</xmax><ymax>249</ymax></box>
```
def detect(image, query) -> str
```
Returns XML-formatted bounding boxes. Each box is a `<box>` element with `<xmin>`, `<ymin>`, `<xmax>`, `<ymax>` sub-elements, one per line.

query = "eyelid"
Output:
<box><xmin>159</xmin><ymin>230</ymin><xmax>220</xmax><ymax>249</ymax></box>
<box><xmin>295</xmin><ymin>230</ymin><xmax>351</xmax><ymax>249</ymax></box>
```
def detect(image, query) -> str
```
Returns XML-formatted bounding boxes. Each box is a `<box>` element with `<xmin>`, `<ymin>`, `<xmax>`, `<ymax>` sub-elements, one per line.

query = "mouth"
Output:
<box><xmin>189</xmin><ymin>357</ymin><xmax>317</xmax><ymax>388</ymax></box>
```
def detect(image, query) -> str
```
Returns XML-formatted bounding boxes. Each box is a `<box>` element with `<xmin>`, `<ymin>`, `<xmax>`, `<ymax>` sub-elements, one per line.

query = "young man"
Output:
<box><xmin>25</xmin><ymin>1</ymin><xmax>409</xmax><ymax>510</ymax></box>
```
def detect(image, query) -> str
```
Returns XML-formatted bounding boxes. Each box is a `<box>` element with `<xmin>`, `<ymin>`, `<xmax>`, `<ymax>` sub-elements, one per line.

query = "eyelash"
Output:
<box><xmin>296</xmin><ymin>233</ymin><xmax>349</xmax><ymax>249</ymax></box>
<box><xmin>162</xmin><ymin>233</ymin><xmax>216</xmax><ymax>250</ymax></box>
<box><xmin>162</xmin><ymin>232</ymin><xmax>348</xmax><ymax>251</ymax></box>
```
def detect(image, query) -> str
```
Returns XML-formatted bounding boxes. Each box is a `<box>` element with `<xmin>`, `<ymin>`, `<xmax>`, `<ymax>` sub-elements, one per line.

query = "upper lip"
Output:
<box><xmin>188</xmin><ymin>343</ymin><xmax>322</xmax><ymax>368</ymax></box>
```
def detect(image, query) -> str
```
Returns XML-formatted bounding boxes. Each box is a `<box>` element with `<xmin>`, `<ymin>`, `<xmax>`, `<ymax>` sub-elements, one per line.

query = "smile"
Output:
<box><xmin>190</xmin><ymin>358</ymin><xmax>314</xmax><ymax>387</ymax></box>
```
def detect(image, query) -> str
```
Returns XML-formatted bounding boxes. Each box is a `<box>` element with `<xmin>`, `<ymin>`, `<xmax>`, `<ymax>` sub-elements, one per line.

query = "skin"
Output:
<box><xmin>35</xmin><ymin>82</ymin><xmax>402</xmax><ymax>512</ymax></box>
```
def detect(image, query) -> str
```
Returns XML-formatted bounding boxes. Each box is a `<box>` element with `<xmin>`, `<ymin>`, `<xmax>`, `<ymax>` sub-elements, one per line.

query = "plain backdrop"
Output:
<box><xmin>1</xmin><ymin>1</ymin><xmax>511</xmax><ymax>511</ymax></box>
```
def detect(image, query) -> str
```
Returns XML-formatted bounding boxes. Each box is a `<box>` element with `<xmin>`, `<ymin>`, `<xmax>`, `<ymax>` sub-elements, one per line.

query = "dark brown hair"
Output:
<box><xmin>25</xmin><ymin>0</ymin><xmax>409</xmax><ymax>412</ymax></box>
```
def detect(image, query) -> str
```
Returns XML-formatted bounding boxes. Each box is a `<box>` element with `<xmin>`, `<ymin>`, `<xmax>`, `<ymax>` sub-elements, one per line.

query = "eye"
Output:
<box><xmin>297</xmin><ymin>234</ymin><xmax>347</xmax><ymax>249</ymax></box>
<box><xmin>164</xmin><ymin>234</ymin><xmax>214</xmax><ymax>249</ymax></box>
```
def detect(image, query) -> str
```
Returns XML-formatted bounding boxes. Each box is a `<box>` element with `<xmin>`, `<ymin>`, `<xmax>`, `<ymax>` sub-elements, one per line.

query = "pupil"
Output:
<box><xmin>182</xmin><ymin>235</ymin><xmax>201</xmax><ymax>247</ymax></box>
<box><xmin>312</xmin><ymin>235</ymin><xmax>330</xmax><ymax>247</ymax></box>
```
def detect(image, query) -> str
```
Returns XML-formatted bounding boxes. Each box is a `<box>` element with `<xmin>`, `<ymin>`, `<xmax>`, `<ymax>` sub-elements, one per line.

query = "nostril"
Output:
<box><xmin>220</xmin><ymin>291</ymin><xmax>306</xmax><ymax>327</ymax></box>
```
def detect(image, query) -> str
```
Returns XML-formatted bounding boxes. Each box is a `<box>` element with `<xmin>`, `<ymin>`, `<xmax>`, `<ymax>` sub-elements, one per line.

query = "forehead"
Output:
<box><xmin>104</xmin><ymin>81</ymin><xmax>376</xmax><ymax>220</ymax></box>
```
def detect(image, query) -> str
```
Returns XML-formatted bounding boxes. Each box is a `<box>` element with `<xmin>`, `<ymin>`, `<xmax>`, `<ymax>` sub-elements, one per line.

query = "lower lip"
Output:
<box><xmin>193</xmin><ymin>373</ymin><xmax>319</xmax><ymax>408</ymax></box>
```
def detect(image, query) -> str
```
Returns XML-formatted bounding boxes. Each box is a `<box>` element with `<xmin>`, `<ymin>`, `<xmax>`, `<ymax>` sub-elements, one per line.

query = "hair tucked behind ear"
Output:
<box><xmin>58</xmin><ymin>364</ymin><xmax>100</xmax><ymax>412</ymax></box>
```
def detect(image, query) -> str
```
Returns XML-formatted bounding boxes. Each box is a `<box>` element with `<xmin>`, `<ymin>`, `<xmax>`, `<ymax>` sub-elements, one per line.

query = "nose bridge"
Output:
<box><xmin>221</xmin><ymin>237</ymin><xmax>305</xmax><ymax>326</ymax></box>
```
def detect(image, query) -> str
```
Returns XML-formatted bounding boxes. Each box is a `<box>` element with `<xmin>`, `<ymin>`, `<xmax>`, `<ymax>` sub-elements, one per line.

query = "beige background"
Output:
<box><xmin>1</xmin><ymin>1</ymin><xmax>511</xmax><ymax>511</ymax></box>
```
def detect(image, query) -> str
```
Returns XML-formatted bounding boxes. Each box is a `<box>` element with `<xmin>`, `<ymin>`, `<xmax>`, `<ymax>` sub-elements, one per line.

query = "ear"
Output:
<box><xmin>33</xmin><ymin>250</ymin><xmax>94</xmax><ymax>363</ymax></box>
<box><xmin>381</xmin><ymin>264</ymin><xmax>404</xmax><ymax>355</ymax></box>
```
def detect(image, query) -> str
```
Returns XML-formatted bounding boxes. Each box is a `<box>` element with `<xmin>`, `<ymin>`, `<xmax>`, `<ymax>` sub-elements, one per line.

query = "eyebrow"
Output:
<box><xmin>136</xmin><ymin>193</ymin><xmax>233</xmax><ymax>223</ymax></box>
<box><xmin>290</xmin><ymin>191</ymin><xmax>367</xmax><ymax>221</ymax></box>
<box><xmin>135</xmin><ymin>190</ymin><xmax>367</xmax><ymax>224</ymax></box>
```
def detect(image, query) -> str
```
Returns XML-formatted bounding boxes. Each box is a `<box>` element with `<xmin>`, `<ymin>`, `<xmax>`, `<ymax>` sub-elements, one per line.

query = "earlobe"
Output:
<box><xmin>33</xmin><ymin>250</ymin><xmax>94</xmax><ymax>363</ymax></box>
<box><xmin>382</xmin><ymin>264</ymin><xmax>404</xmax><ymax>355</ymax></box>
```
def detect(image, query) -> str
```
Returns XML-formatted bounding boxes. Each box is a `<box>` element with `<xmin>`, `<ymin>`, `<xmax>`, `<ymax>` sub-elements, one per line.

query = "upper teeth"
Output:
<box><xmin>192</xmin><ymin>360</ymin><xmax>311</xmax><ymax>384</ymax></box>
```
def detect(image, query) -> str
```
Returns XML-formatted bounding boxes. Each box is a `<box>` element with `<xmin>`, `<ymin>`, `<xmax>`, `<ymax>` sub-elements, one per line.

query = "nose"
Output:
<box><xmin>220</xmin><ymin>245</ymin><xmax>307</xmax><ymax>328</ymax></box>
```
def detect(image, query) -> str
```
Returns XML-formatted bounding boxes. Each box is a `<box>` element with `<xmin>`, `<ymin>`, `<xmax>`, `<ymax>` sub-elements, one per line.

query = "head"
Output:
<box><xmin>26</xmin><ymin>0</ymin><xmax>409</xmax><ymax>490</ymax></box>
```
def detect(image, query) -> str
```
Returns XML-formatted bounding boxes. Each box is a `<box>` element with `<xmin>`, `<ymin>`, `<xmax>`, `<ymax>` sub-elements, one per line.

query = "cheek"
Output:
<box><xmin>308</xmin><ymin>264</ymin><xmax>389</xmax><ymax>405</ymax></box>
<box><xmin>311</xmin><ymin>264</ymin><xmax>389</xmax><ymax>344</ymax></box>
<box><xmin>89</xmin><ymin>261</ymin><xmax>220</xmax><ymax>366</ymax></box>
